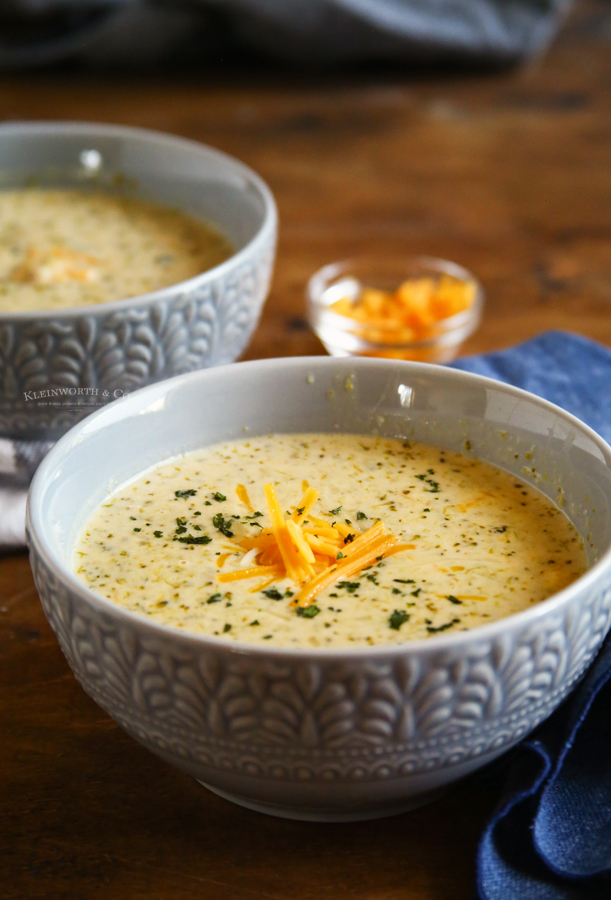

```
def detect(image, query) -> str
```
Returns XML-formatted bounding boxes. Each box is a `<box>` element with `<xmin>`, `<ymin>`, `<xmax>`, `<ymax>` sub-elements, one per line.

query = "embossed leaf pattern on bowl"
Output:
<box><xmin>0</xmin><ymin>246</ymin><xmax>274</xmax><ymax>439</ymax></box>
<box><xmin>29</xmin><ymin>546</ymin><xmax>611</xmax><ymax>786</ymax></box>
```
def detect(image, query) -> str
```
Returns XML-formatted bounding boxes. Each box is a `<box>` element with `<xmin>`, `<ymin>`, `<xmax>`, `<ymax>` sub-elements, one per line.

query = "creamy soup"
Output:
<box><xmin>0</xmin><ymin>189</ymin><xmax>232</xmax><ymax>312</ymax></box>
<box><xmin>74</xmin><ymin>434</ymin><xmax>586</xmax><ymax>648</ymax></box>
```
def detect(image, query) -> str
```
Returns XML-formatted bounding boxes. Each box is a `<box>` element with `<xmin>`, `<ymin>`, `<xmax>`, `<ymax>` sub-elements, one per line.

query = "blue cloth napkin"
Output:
<box><xmin>452</xmin><ymin>330</ymin><xmax>611</xmax><ymax>899</ymax></box>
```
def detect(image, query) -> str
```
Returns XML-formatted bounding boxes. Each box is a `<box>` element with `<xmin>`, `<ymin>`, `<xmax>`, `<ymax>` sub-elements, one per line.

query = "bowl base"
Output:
<box><xmin>198</xmin><ymin>780</ymin><xmax>449</xmax><ymax>822</ymax></box>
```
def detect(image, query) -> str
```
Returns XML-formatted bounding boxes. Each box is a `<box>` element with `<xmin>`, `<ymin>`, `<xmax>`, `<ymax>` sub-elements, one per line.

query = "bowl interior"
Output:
<box><xmin>0</xmin><ymin>122</ymin><xmax>272</xmax><ymax>258</ymax></box>
<box><xmin>29</xmin><ymin>357</ymin><xmax>611</xmax><ymax>612</ymax></box>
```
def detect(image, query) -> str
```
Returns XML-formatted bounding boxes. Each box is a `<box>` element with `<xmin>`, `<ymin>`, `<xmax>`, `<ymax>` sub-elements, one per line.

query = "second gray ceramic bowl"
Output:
<box><xmin>0</xmin><ymin>121</ymin><xmax>277</xmax><ymax>440</ymax></box>
<box><xmin>26</xmin><ymin>358</ymin><xmax>611</xmax><ymax>821</ymax></box>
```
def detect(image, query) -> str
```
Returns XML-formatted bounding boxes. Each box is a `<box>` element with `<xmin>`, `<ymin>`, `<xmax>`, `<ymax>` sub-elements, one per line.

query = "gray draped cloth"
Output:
<box><xmin>1</xmin><ymin>1</ymin><xmax>572</xmax><ymax>68</ymax></box>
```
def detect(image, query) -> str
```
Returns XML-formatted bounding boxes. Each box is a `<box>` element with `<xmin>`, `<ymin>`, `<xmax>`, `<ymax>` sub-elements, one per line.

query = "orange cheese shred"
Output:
<box><xmin>236</xmin><ymin>484</ymin><xmax>253</xmax><ymax>511</ymax></box>
<box><xmin>216</xmin><ymin>552</ymin><xmax>233</xmax><ymax>569</ymax></box>
<box><xmin>218</xmin><ymin>564</ymin><xmax>283</xmax><ymax>583</ymax></box>
<box><xmin>216</xmin><ymin>484</ymin><xmax>410</xmax><ymax>604</ymax></box>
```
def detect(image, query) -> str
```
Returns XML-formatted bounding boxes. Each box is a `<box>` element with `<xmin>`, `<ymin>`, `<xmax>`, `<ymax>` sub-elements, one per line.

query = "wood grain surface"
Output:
<box><xmin>2</xmin><ymin>2</ymin><xmax>611</xmax><ymax>897</ymax></box>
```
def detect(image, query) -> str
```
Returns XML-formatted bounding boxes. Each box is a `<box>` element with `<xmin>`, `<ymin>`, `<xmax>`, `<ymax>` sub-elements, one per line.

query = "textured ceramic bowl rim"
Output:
<box><xmin>306</xmin><ymin>256</ymin><xmax>484</xmax><ymax>352</ymax></box>
<box><xmin>27</xmin><ymin>356</ymin><xmax>611</xmax><ymax>658</ymax></box>
<box><xmin>0</xmin><ymin>120</ymin><xmax>278</xmax><ymax>320</ymax></box>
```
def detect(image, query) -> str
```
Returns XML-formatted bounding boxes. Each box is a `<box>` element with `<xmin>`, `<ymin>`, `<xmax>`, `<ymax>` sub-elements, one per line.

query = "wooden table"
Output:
<box><xmin>2</xmin><ymin>3</ymin><xmax>611</xmax><ymax>897</ymax></box>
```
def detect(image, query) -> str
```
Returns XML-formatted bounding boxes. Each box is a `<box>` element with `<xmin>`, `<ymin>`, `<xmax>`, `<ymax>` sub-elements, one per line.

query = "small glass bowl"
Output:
<box><xmin>306</xmin><ymin>256</ymin><xmax>484</xmax><ymax>363</ymax></box>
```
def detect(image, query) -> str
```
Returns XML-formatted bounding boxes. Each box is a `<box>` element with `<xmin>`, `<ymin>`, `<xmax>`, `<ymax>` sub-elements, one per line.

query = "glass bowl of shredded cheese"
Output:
<box><xmin>307</xmin><ymin>256</ymin><xmax>483</xmax><ymax>362</ymax></box>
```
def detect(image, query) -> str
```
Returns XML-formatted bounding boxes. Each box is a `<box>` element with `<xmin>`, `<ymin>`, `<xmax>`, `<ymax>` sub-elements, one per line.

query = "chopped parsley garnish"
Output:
<box><xmin>389</xmin><ymin>609</ymin><xmax>410</xmax><ymax>630</ymax></box>
<box><xmin>329</xmin><ymin>506</ymin><xmax>342</xmax><ymax>515</ymax></box>
<box><xmin>494</xmin><ymin>526</ymin><xmax>508</xmax><ymax>533</ymax></box>
<box><xmin>153</xmin><ymin>530</ymin><xmax>163</xmax><ymax>538</ymax></box>
<box><xmin>356</xmin><ymin>511</ymin><xmax>368</xmax><ymax>520</ymax></box>
<box><xmin>133</xmin><ymin>527</ymin><xmax>141</xmax><ymax>532</ymax></box>
<box><xmin>213</xmin><ymin>492</ymin><xmax>227</xmax><ymax>502</ymax></box>
<box><xmin>394</xmin><ymin>579</ymin><xmax>414</xmax><ymax>584</ymax></box>
<box><xmin>176</xmin><ymin>534</ymin><xmax>212</xmax><ymax>545</ymax></box>
<box><xmin>206</xmin><ymin>593</ymin><xmax>222</xmax><ymax>604</ymax></box>
<box><xmin>193</xmin><ymin>524</ymin><xmax>201</xmax><ymax>531</ymax></box>
<box><xmin>129</xmin><ymin>516</ymin><xmax>137</xmax><ymax>521</ymax></box>
<box><xmin>296</xmin><ymin>605</ymin><xmax>320</xmax><ymax>618</ymax></box>
<box><xmin>336</xmin><ymin>551</ymin><xmax>344</xmax><ymax>560</ymax></box>
<box><xmin>204</xmin><ymin>501</ymin><xmax>212</xmax><ymax>506</ymax></box>
<box><xmin>365</xmin><ymin>573</ymin><xmax>378</xmax><ymax>584</ymax></box>
<box><xmin>223</xmin><ymin>623</ymin><xmax>232</xmax><ymax>633</ymax></box>
<box><xmin>249</xmin><ymin>620</ymin><xmax>260</xmax><ymax>626</ymax></box>
<box><xmin>415</xmin><ymin>473</ymin><xmax>440</xmax><ymax>493</ymax></box>
<box><xmin>447</xmin><ymin>595</ymin><xmax>463</xmax><ymax>605</ymax></box>
<box><xmin>427</xmin><ymin>619</ymin><xmax>460</xmax><ymax>634</ymax></box>
<box><xmin>212</xmin><ymin>513</ymin><xmax>234</xmax><ymax>538</ymax></box>
<box><xmin>391</xmin><ymin>587</ymin><xmax>402</xmax><ymax>595</ymax></box>
<box><xmin>344</xmin><ymin>533</ymin><xmax>356</xmax><ymax>544</ymax></box>
<box><xmin>245</xmin><ymin>511</ymin><xmax>263</xmax><ymax>520</ymax></box>
<box><xmin>337</xmin><ymin>581</ymin><xmax>360</xmax><ymax>593</ymax></box>
<box><xmin>296</xmin><ymin>506</ymin><xmax>305</xmax><ymax>515</ymax></box>
<box><xmin>193</xmin><ymin>511</ymin><xmax>201</xmax><ymax>516</ymax></box>
<box><xmin>262</xmin><ymin>588</ymin><xmax>283</xmax><ymax>601</ymax></box>
<box><xmin>175</xmin><ymin>489</ymin><xmax>197</xmax><ymax>499</ymax></box>
<box><xmin>263</xmin><ymin>635</ymin><xmax>273</xmax><ymax>640</ymax></box>
<box><xmin>411</xmin><ymin>588</ymin><xmax>422</xmax><ymax>597</ymax></box>
<box><xmin>175</xmin><ymin>525</ymin><xmax>187</xmax><ymax>535</ymax></box>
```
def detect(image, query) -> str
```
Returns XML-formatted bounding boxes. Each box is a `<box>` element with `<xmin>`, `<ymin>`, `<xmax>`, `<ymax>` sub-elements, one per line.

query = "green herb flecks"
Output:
<box><xmin>213</xmin><ymin>492</ymin><xmax>227</xmax><ymax>502</ymax></box>
<box><xmin>394</xmin><ymin>579</ymin><xmax>414</xmax><ymax>584</ymax></box>
<box><xmin>415</xmin><ymin>472</ymin><xmax>440</xmax><ymax>493</ymax></box>
<box><xmin>176</xmin><ymin>534</ymin><xmax>212</xmax><ymax>545</ymax></box>
<box><xmin>296</xmin><ymin>605</ymin><xmax>320</xmax><ymax>618</ymax></box>
<box><xmin>447</xmin><ymin>595</ymin><xmax>463</xmax><ymax>605</ymax></box>
<box><xmin>389</xmin><ymin>609</ymin><xmax>410</xmax><ymax>630</ymax></box>
<box><xmin>426</xmin><ymin>619</ymin><xmax>460</xmax><ymax>634</ymax></box>
<box><xmin>206</xmin><ymin>593</ymin><xmax>222</xmax><ymax>604</ymax></box>
<box><xmin>212</xmin><ymin>513</ymin><xmax>234</xmax><ymax>538</ymax></box>
<box><xmin>175</xmin><ymin>489</ymin><xmax>197</xmax><ymax>499</ymax></box>
<box><xmin>329</xmin><ymin>506</ymin><xmax>342</xmax><ymax>515</ymax></box>
<box><xmin>356</xmin><ymin>511</ymin><xmax>368</xmax><ymax>520</ymax></box>
<box><xmin>337</xmin><ymin>581</ymin><xmax>360</xmax><ymax>594</ymax></box>
<box><xmin>223</xmin><ymin>623</ymin><xmax>232</xmax><ymax>633</ymax></box>
<box><xmin>262</xmin><ymin>588</ymin><xmax>283</xmax><ymax>601</ymax></box>
<box><xmin>153</xmin><ymin>530</ymin><xmax>163</xmax><ymax>538</ymax></box>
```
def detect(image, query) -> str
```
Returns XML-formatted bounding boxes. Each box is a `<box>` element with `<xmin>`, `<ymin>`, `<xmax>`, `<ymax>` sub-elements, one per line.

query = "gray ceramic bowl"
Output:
<box><xmin>0</xmin><ymin>121</ymin><xmax>277</xmax><ymax>440</ymax></box>
<box><xmin>26</xmin><ymin>357</ymin><xmax>611</xmax><ymax>821</ymax></box>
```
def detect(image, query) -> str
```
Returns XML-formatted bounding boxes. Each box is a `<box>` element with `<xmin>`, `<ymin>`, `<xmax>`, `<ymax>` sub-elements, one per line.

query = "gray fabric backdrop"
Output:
<box><xmin>1</xmin><ymin>0</ymin><xmax>572</xmax><ymax>67</ymax></box>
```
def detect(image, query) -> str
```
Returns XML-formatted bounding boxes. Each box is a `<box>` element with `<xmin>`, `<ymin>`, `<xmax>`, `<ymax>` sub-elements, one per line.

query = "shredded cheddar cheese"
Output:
<box><xmin>217</xmin><ymin>483</ymin><xmax>410</xmax><ymax>606</ymax></box>
<box><xmin>329</xmin><ymin>274</ymin><xmax>477</xmax><ymax>359</ymax></box>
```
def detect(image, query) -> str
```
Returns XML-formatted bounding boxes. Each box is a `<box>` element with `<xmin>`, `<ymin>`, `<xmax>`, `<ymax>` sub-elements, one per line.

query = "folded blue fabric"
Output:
<box><xmin>452</xmin><ymin>331</ymin><xmax>611</xmax><ymax>899</ymax></box>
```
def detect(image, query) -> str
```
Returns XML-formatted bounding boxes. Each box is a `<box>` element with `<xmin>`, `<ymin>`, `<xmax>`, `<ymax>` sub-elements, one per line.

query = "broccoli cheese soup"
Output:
<box><xmin>0</xmin><ymin>189</ymin><xmax>232</xmax><ymax>312</ymax></box>
<box><xmin>73</xmin><ymin>434</ymin><xmax>586</xmax><ymax>648</ymax></box>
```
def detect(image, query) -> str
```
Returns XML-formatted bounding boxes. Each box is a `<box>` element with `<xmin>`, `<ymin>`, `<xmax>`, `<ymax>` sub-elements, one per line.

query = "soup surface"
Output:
<box><xmin>74</xmin><ymin>434</ymin><xmax>586</xmax><ymax>648</ymax></box>
<box><xmin>0</xmin><ymin>189</ymin><xmax>232</xmax><ymax>311</ymax></box>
